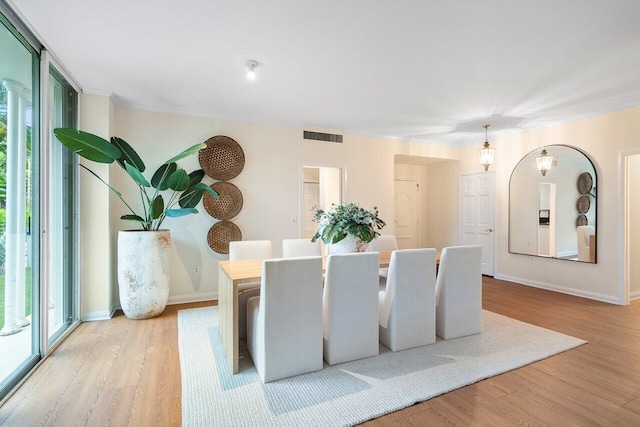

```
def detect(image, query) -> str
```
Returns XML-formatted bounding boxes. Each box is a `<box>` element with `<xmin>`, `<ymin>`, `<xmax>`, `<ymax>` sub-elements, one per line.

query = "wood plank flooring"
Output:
<box><xmin>1</xmin><ymin>278</ymin><xmax>640</xmax><ymax>426</ymax></box>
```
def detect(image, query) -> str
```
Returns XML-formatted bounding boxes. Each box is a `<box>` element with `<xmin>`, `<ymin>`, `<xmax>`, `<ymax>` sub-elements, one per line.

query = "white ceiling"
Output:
<box><xmin>10</xmin><ymin>0</ymin><xmax>640</xmax><ymax>146</ymax></box>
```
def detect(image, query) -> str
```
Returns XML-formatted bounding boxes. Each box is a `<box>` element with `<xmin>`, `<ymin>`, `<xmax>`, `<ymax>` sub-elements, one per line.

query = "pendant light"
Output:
<box><xmin>478</xmin><ymin>124</ymin><xmax>495</xmax><ymax>171</ymax></box>
<box><xmin>536</xmin><ymin>147</ymin><xmax>553</xmax><ymax>176</ymax></box>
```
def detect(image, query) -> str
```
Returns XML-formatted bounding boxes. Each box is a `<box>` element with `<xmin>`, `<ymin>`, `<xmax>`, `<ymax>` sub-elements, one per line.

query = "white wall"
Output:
<box><xmin>78</xmin><ymin>94</ymin><xmax>115</xmax><ymax>319</ymax></box>
<box><xmin>104</xmin><ymin>106</ymin><xmax>459</xmax><ymax>305</ymax></box>
<box><xmin>80</xmin><ymin>100</ymin><xmax>640</xmax><ymax>310</ymax></box>
<box><xmin>460</xmin><ymin>106</ymin><xmax>640</xmax><ymax>304</ymax></box>
<box><xmin>319</xmin><ymin>167</ymin><xmax>341</xmax><ymax>209</ymax></box>
<box><xmin>426</xmin><ymin>161</ymin><xmax>460</xmax><ymax>250</ymax></box>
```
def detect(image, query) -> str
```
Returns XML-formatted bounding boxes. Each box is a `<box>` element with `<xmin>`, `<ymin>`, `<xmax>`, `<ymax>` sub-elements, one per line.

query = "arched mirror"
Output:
<box><xmin>509</xmin><ymin>145</ymin><xmax>597</xmax><ymax>263</ymax></box>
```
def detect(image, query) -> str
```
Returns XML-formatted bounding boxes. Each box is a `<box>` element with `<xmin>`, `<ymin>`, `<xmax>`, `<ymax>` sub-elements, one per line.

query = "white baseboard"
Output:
<box><xmin>493</xmin><ymin>274</ymin><xmax>622</xmax><ymax>305</ymax></box>
<box><xmin>556</xmin><ymin>250</ymin><xmax>578</xmax><ymax>258</ymax></box>
<box><xmin>81</xmin><ymin>310</ymin><xmax>114</xmax><ymax>321</ymax></box>
<box><xmin>168</xmin><ymin>292</ymin><xmax>218</xmax><ymax>305</ymax></box>
<box><xmin>82</xmin><ymin>294</ymin><xmax>217</xmax><ymax>321</ymax></box>
<box><xmin>630</xmin><ymin>290</ymin><xmax>640</xmax><ymax>300</ymax></box>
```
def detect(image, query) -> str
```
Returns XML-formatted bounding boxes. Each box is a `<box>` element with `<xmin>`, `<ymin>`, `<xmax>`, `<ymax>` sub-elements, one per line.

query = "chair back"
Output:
<box><xmin>368</xmin><ymin>235</ymin><xmax>398</xmax><ymax>252</ymax></box>
<box><xmin>229</xmin><ymin>240</ymin><xmax>272</xmax><ymax>261</ymax></box>
<box><xmin>577</xmin><ymin>226</ymin><xmax>595</xmax><ymax>262</ymax></box>
<box><xmin>256</xmin><ymin>256</ymin><xmax>324</xmax><ymax>381</ymax></box>
<box><xmin>282</xmin><ymin>238</ymin><xmax>322</xmax><ymax>258</ymax></box>
<box><xmin>379</xmin><ymin>249</ymin><xmax>437</xmax><ymax>351</ymax></box>
<box><xmin>323</xmin><ymin>252</ymin><xmax>380</xmax><ymax>364</ymax></box>
<box><xmin>435</xmin><ymin>245</ymin><xmax>482</xmax><ymax>339</ymax></box>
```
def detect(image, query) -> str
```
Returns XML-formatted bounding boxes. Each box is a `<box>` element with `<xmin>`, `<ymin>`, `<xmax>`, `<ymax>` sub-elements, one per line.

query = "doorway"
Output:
<box><xmin>394</xmin><ymin>180</ymin><xmax>419</xmax><ymax>249</ymax></box>
<box><xmin>394</xmin><ymin>155</ymin><xmax>459</xmax><ymax>250</ymax></box>
<box><xmin>624</xmin><ymin>152</ymin><xmax>640</xmax><ymax>302</ymax></box>
<box><xmin>299</xmin><ymin>165</ymin><xmax>344</xmax><ymax>239</ymax></box>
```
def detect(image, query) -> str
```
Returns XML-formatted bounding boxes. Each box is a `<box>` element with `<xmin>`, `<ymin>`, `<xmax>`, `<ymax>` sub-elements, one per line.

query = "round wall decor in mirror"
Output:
<box><xmin>509</xmin><ymin>145</ymin><xmax>597</xmax><ymax>263</ymax></box>
<box><xmin>198</xmin><ymin>135</ymin><xmax>245</xmax><ymax>180</ymax></box>
<box><xmin>577</xmin><ymin>172</ymin><xmax>593</xmax><ymax>195</ymax></box>
<box><xmin>576</xmin><ymin>214</ymin><xmax>588</xmax><ymax>226</ymax></box>
<box><xmin>203</xmin><ymin>182</ymin><xmax>243</xmax><ymax>220</ymax></box>
<box><xmin>576</xmin><ymin>195</ymin><xmax>591</xmax><ymax>214</ymax></box>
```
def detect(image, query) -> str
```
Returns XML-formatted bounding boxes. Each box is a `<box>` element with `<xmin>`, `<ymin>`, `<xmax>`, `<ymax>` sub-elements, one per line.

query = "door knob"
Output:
<box><xmin>486</xmin><ymin>228</ymin><xmax>493</xmax><ymax>232</ymax></box>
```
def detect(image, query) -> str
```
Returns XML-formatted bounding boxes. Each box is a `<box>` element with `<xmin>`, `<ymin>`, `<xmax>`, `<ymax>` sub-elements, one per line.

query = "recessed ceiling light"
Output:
<box><xmin>246</xmin><ymin>60</ymin><xmax>258</xmax><ymax>81</ymax></box>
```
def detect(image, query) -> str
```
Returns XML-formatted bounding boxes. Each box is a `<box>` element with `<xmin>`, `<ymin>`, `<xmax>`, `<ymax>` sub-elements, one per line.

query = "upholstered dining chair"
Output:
<box><xmin>282</xmin><ymin>238</ymin><xmax>322</xmax><ymax>258</ymax></box>
<box><xmin>247</xmin><ymin>256</ymin><xmax>324</xmax><ymax>383</ymax></box>
<box><xmin>577</xmin><ymin>225</ymin><xmax>595</xmax><ymax>262</ymax></box>
<box><xmin>229</xmin><ymin>240</ymin><xmax>272</xmax><ymax>339</ymax></box>
<box><xmin>378</xmin><ymin>248</ymin><xmax>437</xmax><ymax>352</ymax></box>
<box><xmin>435</xmin><ymin>245</ymin><xmax>482</xmax><ymax>340</ymax></box>
<box><xmin>323</xmin><ymin>252</ymin><xmax>380</xmax><ymax>365</ymax></box>
<box><xmin>368</xmin><ymin>235</ymin><xmax>398</xmax><ymax>290</ymax></box>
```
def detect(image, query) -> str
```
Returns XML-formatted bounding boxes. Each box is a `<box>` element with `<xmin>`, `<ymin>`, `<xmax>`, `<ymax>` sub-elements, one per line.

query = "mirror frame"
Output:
<box><xmin>508</xmin><ymin>145</ymin><xmax>597</xmax><ymax>263</ymax></box>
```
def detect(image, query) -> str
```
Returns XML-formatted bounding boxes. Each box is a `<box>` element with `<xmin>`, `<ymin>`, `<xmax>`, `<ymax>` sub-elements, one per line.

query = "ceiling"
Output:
<box><xmin>10</xmin><ymin>0</ymin><xmax>640</xmax><ymax>146</ymax></box>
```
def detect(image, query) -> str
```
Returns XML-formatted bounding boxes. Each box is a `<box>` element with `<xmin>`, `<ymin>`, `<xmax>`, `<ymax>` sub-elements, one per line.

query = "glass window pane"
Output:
<box><xmin>0</xmin><ymin>15</ymin><xmax>39</xmax><ymax>395</ymax></box>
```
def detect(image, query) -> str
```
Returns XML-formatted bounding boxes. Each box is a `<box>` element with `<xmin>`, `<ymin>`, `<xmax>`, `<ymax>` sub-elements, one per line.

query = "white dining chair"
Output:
<box><xmin>229</xmin><ymin>240</ymin><xmax>272</xmax><ymax>339</ymax></box>
<box><xmin>435</xmin><ymin>245</ymin><xmax>482</xmax><ymax>340</ymax></box>
<box><xmin>282</xmin><ymin>238</ymin><xmax>322</xmax><ymax>258</ymax></box>
<box><xmin>229</xmin><ymin>240</ymin><xmax>272</xmax><ymax>261</ymax></box>
<box><xmin>323</xmin><ymin>252</ymin><xmax>380</xmax><ymax>365</ymax></box>
<box><xmin>577</xmin><ymin>225</ymin><xmax>595</xmax><ymax>262</ymax></box>
<box><xmin>378</xmin><ymin>248</ymin><xmax>437</xmax><ymax>351</ymax></box>
<box><xmin>246</xmin><ymin>256</ymin><xmax>324</xmax><ymax>383</ymax></box>
<box><xmin>367</xmin><ymin>235</ymin><xmax>398</xmax><ymax>283</ymax></box>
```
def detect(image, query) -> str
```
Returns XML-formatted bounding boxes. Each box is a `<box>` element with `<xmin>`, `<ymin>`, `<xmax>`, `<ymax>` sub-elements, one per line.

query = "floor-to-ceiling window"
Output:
<box><xmin>0</xmin><ymin>6</ymin><xmax>79</xmax><ymax>401</ymax></box>
<box><xmin>0</xmin><ymin>10</ymin><xmax>40</xmax><ymax>398</ymax></box>
<box><xmin>46</xmin><ymin>67</ymin><xmax>77</xmax><ymax>344</ymax></box>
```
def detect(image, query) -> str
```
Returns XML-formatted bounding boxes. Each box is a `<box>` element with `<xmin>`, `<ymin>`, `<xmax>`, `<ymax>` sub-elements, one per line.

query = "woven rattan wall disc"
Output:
<box><xmin>576</xmin><ymin>195</ymin><xmax>591</xmax><ymax>214</ymax></box>
<box><xmin>199</xmin><ymin>135</ymin><xmax>245</xmax><ymax>180</ymax></box>
<box><xmin>577</xmin><ymin>172</ymin><xmax>593</xmax><ymax>195</ymax></box>
<box><xmin>203</xmin><ymin>182</ymin><xmax>243</xmax><ymax>220</ymax></box>
<box><xmin>576</xmin><ymin>214</ymin><xmax>588</xmax><ymax>227</ymax></box>
<box><xmin>207</xmin><ymin>221</ymin><xmax>242</xmax><ymax>254</ymax></box>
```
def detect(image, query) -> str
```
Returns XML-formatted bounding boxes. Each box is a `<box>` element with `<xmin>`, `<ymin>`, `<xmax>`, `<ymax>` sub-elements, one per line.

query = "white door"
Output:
<box><xmin>460</xmin><ymin>173</ymin><xmax>495</xmax><ymax>276</ymax></box>
<box><xmin>395</xmin><ymin>180</ymin><xmax>419</xmax><ymax>249</ymax></box>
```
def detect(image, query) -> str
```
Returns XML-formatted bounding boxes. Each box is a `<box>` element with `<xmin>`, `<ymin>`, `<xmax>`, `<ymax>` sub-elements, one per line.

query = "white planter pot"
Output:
<box><xmin>328</xmin><ymin>234</ymin><xmax>369</xmax><ymax>254</ymax></box>
<box><xmin>118</xmin><ymin>230</ymin><xmax>171</xmax><ymax>320</ymax></box>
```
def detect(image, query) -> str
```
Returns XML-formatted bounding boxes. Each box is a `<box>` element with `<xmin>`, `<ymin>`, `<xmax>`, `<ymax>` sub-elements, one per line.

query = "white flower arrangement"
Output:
<box><xmin>311</xmin><ymin>202</ymin><xmax>386</xmax><ymax>244</ymax></box>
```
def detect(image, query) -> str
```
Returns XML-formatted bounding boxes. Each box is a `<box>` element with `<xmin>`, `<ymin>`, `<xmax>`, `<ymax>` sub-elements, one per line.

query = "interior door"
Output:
<box><xmin>460</xmin><ymin>173</ymin><xmax>495</xmax><ymax>276</ymax></box>
<box><xmin>394</xmin><ymin>180</ymin><xmax>419</xmax><ymax>249</ymax></box>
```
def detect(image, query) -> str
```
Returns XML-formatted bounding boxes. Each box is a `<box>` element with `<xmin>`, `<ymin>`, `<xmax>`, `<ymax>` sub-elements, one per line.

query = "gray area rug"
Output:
<box><xmin>178</xmin><ymin>307</ymin><xmax>586</xmax><ymax>426</ymax></box>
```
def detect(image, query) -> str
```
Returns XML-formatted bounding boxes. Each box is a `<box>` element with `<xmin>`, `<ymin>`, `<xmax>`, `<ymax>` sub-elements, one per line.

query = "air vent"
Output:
<box><xmin>303</xmin><ymin>130</ymin><xmax>343</xmax><ymax>143</ymax></box>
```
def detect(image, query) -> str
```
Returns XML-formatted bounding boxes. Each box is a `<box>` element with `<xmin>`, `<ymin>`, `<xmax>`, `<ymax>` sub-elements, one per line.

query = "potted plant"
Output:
<box><xmin>311</xmin><ymin>202</ymin><xmax>386</xmax><ymax>253</ymax></box>
<box><xmin>54</xmin><ymin>128</ymin><xmax>219</xmax><ymax>319</ymax></box>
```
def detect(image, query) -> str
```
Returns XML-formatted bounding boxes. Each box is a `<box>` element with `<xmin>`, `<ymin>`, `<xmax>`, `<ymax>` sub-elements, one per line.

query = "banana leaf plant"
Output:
<box><xmin>54</xmin><ymin>128</ymin><xmax>219</xmax><ymax>231</ymax></box>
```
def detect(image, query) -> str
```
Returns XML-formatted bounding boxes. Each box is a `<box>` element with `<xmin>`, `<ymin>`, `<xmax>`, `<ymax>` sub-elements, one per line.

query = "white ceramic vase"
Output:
<box><xmin>328</xmin><ymin>234</ymin><xmax>369</xmax><ymax>254</ymax></box>
<box><xmin>118</xmin><ymin>230</ymin><xmax>171</xmax><ymax>320</ymax></box>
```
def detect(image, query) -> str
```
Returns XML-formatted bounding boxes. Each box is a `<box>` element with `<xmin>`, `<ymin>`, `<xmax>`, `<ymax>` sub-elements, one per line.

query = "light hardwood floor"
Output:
<box><xmin>1</xmin><ymin>277</ymin><xmax>640</xmax><ymax>426</ymax></box>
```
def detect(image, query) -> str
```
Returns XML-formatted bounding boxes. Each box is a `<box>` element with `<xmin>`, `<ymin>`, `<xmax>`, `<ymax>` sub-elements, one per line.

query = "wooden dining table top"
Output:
<box><xmin>218</xmin><ymin>250</ymin><xmax>440</xmax><ymax>282</ymax></box>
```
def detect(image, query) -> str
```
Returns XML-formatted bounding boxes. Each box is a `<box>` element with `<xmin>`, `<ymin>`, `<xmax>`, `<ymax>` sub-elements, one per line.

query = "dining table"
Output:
<box><xmin>217</xmin><ymin>250</ymin><xmax>440</xmax><ymax>374</ymax></box>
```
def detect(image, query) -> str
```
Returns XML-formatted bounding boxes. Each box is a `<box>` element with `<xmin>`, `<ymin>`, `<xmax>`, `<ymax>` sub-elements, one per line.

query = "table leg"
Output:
<box><xmin>217</xmin><ymin>266</ymin><xmax>239</xmax><ymax>374</ymax></box>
